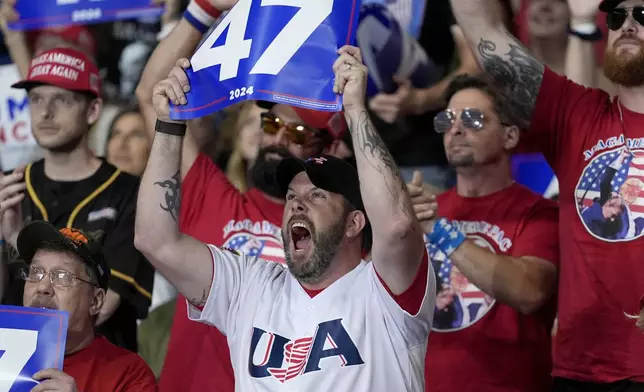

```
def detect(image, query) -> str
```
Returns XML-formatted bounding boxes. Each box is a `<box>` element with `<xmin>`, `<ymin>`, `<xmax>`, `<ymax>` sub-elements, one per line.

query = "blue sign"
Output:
<box><xmin>512</xmin><ymin>153</ymin><xmax>558</xmax><ymax>197</ymax></box>
<box><xmin>356</xmin><ymin>3</ymin><xmax>438</xmax><ymax>97</ymax></box>
<box><xmin>170</xmin><ymin>0</ymin><xmax>359</xmax><ymax>121</ymax></box>
<box><xmin>8</xmin><ymin>0</ymin><xmax>164</xmax><ymax>31</ymax></box>
<box><xmin>0</xmin><ymin>305</ymin><xmax>68</xmax><ymax>392</ymax></box>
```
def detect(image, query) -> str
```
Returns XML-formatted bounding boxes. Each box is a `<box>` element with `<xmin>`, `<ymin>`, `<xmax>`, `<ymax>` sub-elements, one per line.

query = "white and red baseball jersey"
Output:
<box><xmin>188</xmin><ymin>244</ymin><xmax>436</xmax><ymax>391</ymax></box>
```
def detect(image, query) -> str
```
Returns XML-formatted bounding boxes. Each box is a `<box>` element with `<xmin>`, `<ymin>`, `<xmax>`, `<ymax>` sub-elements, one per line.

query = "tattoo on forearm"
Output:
<box><xmin>189</xmin><ymin>288</ymin><xmax>208</xmax><ymax>307</ymax></box>
<box><xmin>348</xmin><ymin>110</ymin><xmax>411</xmax><ymax>219</ymax></box>
<box><xmin>477</xmin><ymin>37</ymin><xmax>544</xmax><ymax>129</ymax></box>
<box><xmin>154</xmin><ymin>170</ymin><xmax>181</xmax><ymax>221</ymax></box>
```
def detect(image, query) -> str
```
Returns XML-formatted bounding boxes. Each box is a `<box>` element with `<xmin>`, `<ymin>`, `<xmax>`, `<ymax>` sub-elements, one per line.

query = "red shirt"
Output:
<box><xmin>526</xmin><ymin>69</ymin><xmax>644</xmax><ymax>382</ymax></box>
<box><xmin>425</xmin><ymin>184</ymin><xmax>559</xmax><ymax>392</ymax></box>
<box><xmin>64</xmin><ymin>336</ymin><xmax>156</xmax><ymax>391</ymax></box>
<box><xmin>159</xmin><ymin>154</ymin><xmax>285</xmax><ymax>392</ymax></box>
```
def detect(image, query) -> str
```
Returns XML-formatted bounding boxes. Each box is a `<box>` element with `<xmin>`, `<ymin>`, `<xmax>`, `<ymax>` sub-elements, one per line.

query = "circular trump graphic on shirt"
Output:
<box><xmin>431</xmin><ymin>235</ymin><xmax>495</xmax><ymax>332</ymax></box>
<box><xmin>575</xmin><ymin>147</ymin><xmax>644</xmax><ymax>242</ymax></box>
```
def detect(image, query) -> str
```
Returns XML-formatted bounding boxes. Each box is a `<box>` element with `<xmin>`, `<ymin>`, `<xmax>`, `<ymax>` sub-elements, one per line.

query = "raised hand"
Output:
<box><xmin>151</xmin><ymin>58</ymin><xmax>191</xmax><ymax>124</ymax></box>
<box><xmin>333</xmin><ymin>45</ymin><xmax>369</xmax><ymax>113</ymax></box>
<box><xmin>0</xmin><ymin>167</ymin><xmax>26</xmax><ymax>249</ymax></box>
<box><xmin>368</xmin><ymin>78</ymin><xmax>415</xmax><ymax>123</ymax></box>
<box><xmin>0</xmin><ymin>0</ymin><xmax>19</xmax><ymax>33</ymax></box>
<box><xmin>568</xmin><ymin>0</ymin><xmax>602</xmax><ymax>24</ymax></box>
<box><xmin>30</xmin><ymin>369</ymin><xmax>78</xmax><ymax>392</ymax></box>
<box><xmin>406</xmin><ymin>170</ymin><xmax>438</xmax><ymax>234</ymax></box>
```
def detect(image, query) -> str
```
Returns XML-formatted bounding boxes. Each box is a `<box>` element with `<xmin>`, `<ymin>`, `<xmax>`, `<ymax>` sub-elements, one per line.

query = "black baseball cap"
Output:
<box><xmin>17</xmin><ymin>221</ymin><xmax>109</xmax><ymax>290</ymax></box>
<box><xmin>275</xmin><ymin>155</ymin><xmax>372</xmax><ymax>252</ymax></box>
<box><xmin>599</xmin><ymin>0</ymin><xmax>625</xmax><ymax>12</ymax></box>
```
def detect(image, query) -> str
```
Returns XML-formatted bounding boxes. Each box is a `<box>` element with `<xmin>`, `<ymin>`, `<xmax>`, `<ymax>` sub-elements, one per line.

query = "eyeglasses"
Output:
<box><xmin>607</xmin><ymin>7</ymin><xmax>644</xmax><ymax>31</ymax></box>
<box><xmin>433</xmin><ymin>108</ymin><xmax>486</xmax><ymax>134</ymax></box>
<box><xmin>261</xmin><ymin>113</ymin><xmax>330</xmax><ymax>146</ymax></box>
<box><xmin>22</xmin><ymin>266</ymin><xmax>97</xmax><ymax>288</ymax></box>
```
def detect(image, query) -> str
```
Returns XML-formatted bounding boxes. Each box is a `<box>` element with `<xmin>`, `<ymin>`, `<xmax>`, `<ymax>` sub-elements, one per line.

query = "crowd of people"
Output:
<box><xmin>0</xmin><ymin>0</ymin><xmax>643</xmax><ymax>391</ymax></box>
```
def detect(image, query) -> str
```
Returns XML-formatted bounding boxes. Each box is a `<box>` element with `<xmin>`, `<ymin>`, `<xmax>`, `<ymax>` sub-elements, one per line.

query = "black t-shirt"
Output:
<box><xmin>2</xmin><ymin>159</ymin><xmax>153</xmax><ymax>352</ymax></box>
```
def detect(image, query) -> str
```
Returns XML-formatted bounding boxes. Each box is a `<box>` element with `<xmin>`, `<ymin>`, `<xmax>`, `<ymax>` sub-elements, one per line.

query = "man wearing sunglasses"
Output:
<box><xmin>408</xmin><ymin>74</ymin><xmax>559</xmax><ymax>392</ymax></box>
<box><xmin>451</xmin><ymin>0</ymin><xmax>644</xmax><ymax>390</ymax></box>
<box><xmin>134</xmin><ymin>2</ymin><xmax>347</xmax><ymax>388</ymax></box>
<box><xmin>17</xmin><ymin>221</ymin><xmax>156</xmax><ymax>391</ymax></box>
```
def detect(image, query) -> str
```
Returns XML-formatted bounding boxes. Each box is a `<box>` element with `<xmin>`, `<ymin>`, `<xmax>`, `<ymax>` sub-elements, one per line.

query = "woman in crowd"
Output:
<box><xmin>106</xmin><ymin>107</ymin><xmax>151</xmax><ymax>177</ymax></box>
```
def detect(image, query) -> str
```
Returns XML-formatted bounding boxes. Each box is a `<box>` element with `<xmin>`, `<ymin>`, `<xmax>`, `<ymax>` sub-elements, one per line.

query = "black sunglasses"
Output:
<box><xmin>433</xmin><ymin>108</ymin><xmax>486</xmax><ymax>134</ymax></box>
<box><xmin>607</xmin><ymin>6</ymin><xmax>644</xmax><ymax>31</ymax></box>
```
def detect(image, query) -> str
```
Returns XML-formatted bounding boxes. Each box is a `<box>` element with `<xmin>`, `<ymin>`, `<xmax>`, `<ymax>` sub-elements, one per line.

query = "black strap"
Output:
<box><xmin>155</xmin><ymin>119</ymin><xmax>187</xmax><ymax>136</ymax></box>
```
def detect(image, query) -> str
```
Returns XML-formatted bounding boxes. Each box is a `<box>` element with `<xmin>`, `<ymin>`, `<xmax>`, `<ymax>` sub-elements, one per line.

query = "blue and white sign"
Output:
<box><xmin>8</xmin><ymin>0</ymin><xmax>164</xmax><ymax>31</ymax></box>
<box><xmin>356</xmin><ymin>3</ymin><xmax>438</xmax><ymax>97</ymax></box>
<box><xmin>0</xmin><ymin>64</ymin><xmax>42</xmax><ymax>172</ymax></box>
<box><xmin>170</xmin><ymin>0</ymin><xmax>359</xmax><ymax>121</ymax></box>
<box><xmin>512</xmin><ymin>153</ymin><xmax>559</xmax><ymax>198</ymax></box>
<box><xmin>0</xmin><ymin>305</ymin><xmax>68</xmax><ymax>392</ymax></box>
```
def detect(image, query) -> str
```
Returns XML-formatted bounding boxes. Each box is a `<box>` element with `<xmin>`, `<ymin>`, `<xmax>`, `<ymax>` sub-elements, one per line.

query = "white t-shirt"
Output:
<box><xmin>188</xmin><ymin>244</ymin><xmax>436</xmax><ymax>391</ymax></box>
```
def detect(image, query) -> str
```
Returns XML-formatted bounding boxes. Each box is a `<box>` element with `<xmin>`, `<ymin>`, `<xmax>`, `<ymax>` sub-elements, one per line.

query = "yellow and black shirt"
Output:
<box><xmin>3</xmin><ymin>158</ymin><xmax>153</xmax><ymax>352</ymax></box>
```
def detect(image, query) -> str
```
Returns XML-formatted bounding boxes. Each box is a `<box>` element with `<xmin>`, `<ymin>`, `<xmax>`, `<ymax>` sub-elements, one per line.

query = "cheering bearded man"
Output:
<box><xmin>134</xmin><ymin>45</ymin><xmax>436</xmax><ymax>391</ymax></box>
<box><xmin>135</xmin><ymin>1</ymin><xmax>352</xmax><ymax>390</ymax></box>
<box><xmin>450</xmin><ymin>0</ymin><xmax>644</xmax><ymax>389</ymax></box>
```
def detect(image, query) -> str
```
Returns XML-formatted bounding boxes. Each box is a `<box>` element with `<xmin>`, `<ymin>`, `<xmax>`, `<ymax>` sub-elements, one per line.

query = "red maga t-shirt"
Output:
<box><xmin>159</xmin><ymin>154</ymin><xmax>285</xmax><ymax>392</ymax></box>
<box><xmin>425</xmin><ymin>184</ymin><xmax>559</xmax><ymax>392</ymax></box>
<box><xmin>525</xmin><ymin>69</ymin><xmax>644</xmax><ymax>382</ymax></box>
<box><xmin>64</xmin><ymin>336</ymin><xmax>156</xmax><ymax>391</ymax></box>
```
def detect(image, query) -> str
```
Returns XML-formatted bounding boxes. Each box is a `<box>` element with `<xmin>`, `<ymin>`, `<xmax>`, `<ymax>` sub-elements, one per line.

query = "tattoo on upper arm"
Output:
<box><xmin>189</xmin><ymin>288</ymin><xmax>208</xmax><ymax>308</ymax></box>
<box><xmin>348</xmin><ymin>110</ymin><xmax>411</xmax><ymax>219</ymax></box>
<box><xmin>477</xmin><ymin>37</ymin><xmax>544</xmax><ymax>129</ymax></box>
<box><xmin>154</xmin><ymin>170</ymin><xmax>181</xmax><ymax>221</ymax></box>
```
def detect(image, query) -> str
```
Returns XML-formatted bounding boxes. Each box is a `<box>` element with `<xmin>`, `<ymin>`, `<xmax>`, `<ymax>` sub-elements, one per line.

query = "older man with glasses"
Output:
<box><xmin>17</xmin><ymin>221</ymin><xmax>156</xmax><ymax>392</ymax></box>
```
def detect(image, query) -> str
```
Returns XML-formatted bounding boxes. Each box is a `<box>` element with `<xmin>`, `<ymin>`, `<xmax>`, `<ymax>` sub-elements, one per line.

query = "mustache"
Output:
<box><xmin>615</xmin><ymin>35</ymin><xmax>644</xmax><ymax>46</ymax></box>
<box><xmin>257</xmin><ymin>145</ymin><xmax>293</xmax><ymax>160</ymax></box>
<box><xmin>28</xmin><ymin>297</ymin><xmax>58</xmax><ymax>310</ymax></box>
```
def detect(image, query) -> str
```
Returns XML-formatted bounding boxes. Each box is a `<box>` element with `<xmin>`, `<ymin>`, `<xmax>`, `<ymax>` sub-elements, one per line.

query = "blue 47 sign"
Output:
<box><xmin>170</xmin><ymin>0</ymin><xmax>360</xmax><ymax>121</ymax></box>
<box><xmin>0</xmin><ymin>306</ymin><xmax>68</xmax><ymax>392</ymax></box>
<box><xmin>8</xmin><ymin>0</ymin><xmax>164</xmax><ymax>31</ymax></box>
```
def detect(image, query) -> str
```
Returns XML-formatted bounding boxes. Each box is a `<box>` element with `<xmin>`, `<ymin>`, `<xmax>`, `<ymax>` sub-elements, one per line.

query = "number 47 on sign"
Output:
<box><xmin>169</xmin><ymin>0</ymin><xmax>360</xmax><ymax>121</ymax></box>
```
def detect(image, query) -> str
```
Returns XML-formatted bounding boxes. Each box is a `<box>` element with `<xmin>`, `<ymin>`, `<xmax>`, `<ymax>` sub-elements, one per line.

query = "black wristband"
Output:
<box><xmin>155</xmin><ymin>119</ymin><xmax>187</xmax><ymax>136</ymax></box>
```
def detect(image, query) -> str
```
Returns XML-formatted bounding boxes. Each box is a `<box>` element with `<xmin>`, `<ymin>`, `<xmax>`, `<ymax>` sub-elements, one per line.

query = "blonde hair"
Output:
<box><xmin>221</xmin><ymin>102</ymin><xmax>262</xmax><ymax>192</ymax></box>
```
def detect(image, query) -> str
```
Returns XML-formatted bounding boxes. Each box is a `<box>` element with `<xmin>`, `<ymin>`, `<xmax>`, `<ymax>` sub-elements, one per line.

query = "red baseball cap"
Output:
<box><xmin>12</xmin><ymin>47</ymin><xmax>101</xmax><ymax>97</ymax></box>
<box><xmin>292</xmin><ymin>108</ymin><xmax>348</xmax><ymax>140</ymax></box>
<box><xmin>28</xmin><ymin>25</ymin><xmax>96</xmax><ymax>57</ymax></box>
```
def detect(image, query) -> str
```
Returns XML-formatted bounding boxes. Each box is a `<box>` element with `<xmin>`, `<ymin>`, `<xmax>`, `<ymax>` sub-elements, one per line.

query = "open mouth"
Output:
<box><xmin>291</xmin><ymin>222</ymin><xmax>312</xmax><ymax>252</ymax></box>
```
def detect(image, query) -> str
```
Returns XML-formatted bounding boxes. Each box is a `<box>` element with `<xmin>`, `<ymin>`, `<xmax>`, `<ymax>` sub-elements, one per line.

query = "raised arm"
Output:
<box><xmin>0</xmin><ymin>0</ymin><xmax>33</xmax><ymax>78</ymax></box>
<box><xmin>450</xmin><ymin>0</ymin><xmax>545</xmax><ymax>129</ymax></box>
<box><xmin>565</xmin><ymin>0</ymin><xmax>602</xmax><ymax>87</ymax></box>
<box><xmin>135</xmin><ymin>0</ymin><xmax>236</xmax><ymax>179</ymax></box>
<box><xmin>335</xmin><ymin>46</ymin><xmax>425</xmax><ymax>295</ymax></box>
<box><xmin>134</xmin><ymin>61</ymin><xmax>213</xmax><ymax>308</ymax></box>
